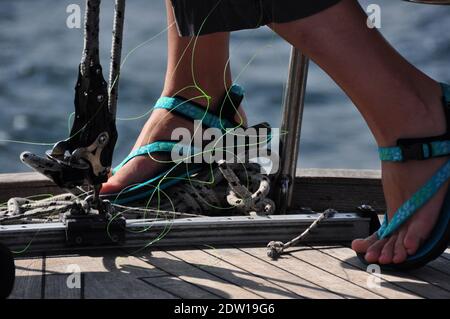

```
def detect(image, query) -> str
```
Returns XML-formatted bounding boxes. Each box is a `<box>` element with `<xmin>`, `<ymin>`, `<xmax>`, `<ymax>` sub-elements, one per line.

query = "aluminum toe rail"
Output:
<box><xmin>0</xmin><ymin>213</ymin><xmax>371</xmax><ymax>254</ymax></box>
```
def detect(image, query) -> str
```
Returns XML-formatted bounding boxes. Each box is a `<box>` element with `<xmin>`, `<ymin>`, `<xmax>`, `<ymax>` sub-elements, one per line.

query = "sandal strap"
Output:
<box><xmin>112</xmin><ymin>141</ymin><xmax>197</xmax><ymax>175</ymax></box>
<box><xmin>378</xmin><ymin>140</ymin><xmax>450</xmax><ymax>162</ymax></box>
<box><xmin>154</xmin><ymin>84</ymin><xmax>244</xmax><ymax>130</ymax></box>
<box><xmin>113</xmin><ymin>84</ymin><xmax>246</xmax><ymax>175</ymax></box>
<box><xmin>378</xmin><ymin>83</ymin><xmax>450</xmax><ymax>162</ymax></box>
<box><xmin>377</xmin><ymin>214</ymin><xmax>388</xmax><ymax>238</ymax></box>
<box><xmin>377</xmin><ymin>159</ymin><xmax>450</xmax><ymax>239</ymax></box>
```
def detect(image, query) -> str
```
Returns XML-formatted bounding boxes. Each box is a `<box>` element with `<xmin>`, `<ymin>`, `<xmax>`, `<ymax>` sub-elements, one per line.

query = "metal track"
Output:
<box><xmin>0</xmin><ymin>213</ymin><xmax>370</xmax><ymax>255</ymax></box>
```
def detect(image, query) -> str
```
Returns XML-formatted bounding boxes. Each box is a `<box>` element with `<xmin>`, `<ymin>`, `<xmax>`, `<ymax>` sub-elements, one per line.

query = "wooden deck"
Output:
<box><xmin>3</xmin><ymin>169</ymin><xmax>450</xmax><ymax>299</ymax></box>
<box><xmin>9</xmin><ymin>245</ymin><xmax>450</xmax><ymax>299</ymax></box>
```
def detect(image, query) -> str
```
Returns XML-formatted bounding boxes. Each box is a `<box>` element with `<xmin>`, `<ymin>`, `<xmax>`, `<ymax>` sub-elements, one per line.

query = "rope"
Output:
<box><xmin>266</xmin><ymin>208</ymin><xmax>337</xmax><ymax>260</ymax></box>
<box><xmin>0</xmin><ymin>163</ymin><xmax>274</xmax><ymax>224</ymax></box>
<box><xmin>0</xmin><ymin>194</ymin><xmax>205</xmax><ymax>224</ymax></box>
<box><xmin>155</xmin><ymin>162</ymin><xmax>275</xmax><ymax>216</ymax></box>
<box><xmin>218</xmin><ymin>160</ymin><xmax>275</xmax><ymax>216</ymax></box>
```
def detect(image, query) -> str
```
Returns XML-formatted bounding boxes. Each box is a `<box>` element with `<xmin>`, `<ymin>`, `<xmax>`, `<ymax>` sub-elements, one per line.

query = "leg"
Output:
<box><xmin>269</xmin><ymin>0</ymin><xmax>448</xmax><ymax>264</ymax></box>
<box><xmin>163</xmin><ymin>0</ymin><xmax>233</xmax><ymax>106</ymax></box>
<box><xmin>102</xmin><ymin>0</ymin><xmax>246</xmax><ymax>194</ymax></box>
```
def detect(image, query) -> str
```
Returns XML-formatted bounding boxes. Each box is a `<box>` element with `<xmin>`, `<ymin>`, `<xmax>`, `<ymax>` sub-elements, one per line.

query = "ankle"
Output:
<box><xmin>374</xmin><ymin>87</ymin><xmax>446</xmax><ymax>147</ymax></box>
<box><xmin>162</xmin><ymin>76</ymin><xmax>234</xmax><ymax>109</ymax></box>
<box><xmin>161</xmin><ymin>86</ymin><xmax>213</xmax><ymax>107</ymax></box>
<box><xmin>161</xmin><ymin>85</ymin><xmax>248</xmax><ymax>126</ymax></box>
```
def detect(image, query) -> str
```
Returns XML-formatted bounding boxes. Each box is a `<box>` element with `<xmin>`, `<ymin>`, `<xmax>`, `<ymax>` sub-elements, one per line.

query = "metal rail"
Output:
<box><xmin>0</xmin><ymin>213</ymin><xmax>370</xmax><ymax>254</ymax></box>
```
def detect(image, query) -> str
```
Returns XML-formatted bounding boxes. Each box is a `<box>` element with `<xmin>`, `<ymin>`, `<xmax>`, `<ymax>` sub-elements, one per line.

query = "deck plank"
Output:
<box><xmin>427</xmin><ymin>249</ymin><xmax>450</xmax><ymax>276</ymax></box>
<box><xmin>8</xmin><ymin>246</ymin><xmax>450</xmax><ymax>299</ymax></box>
<box><xmin>83</xmin><ymin>273</ymin><xmax>177</xmax><ymax>299</ymax></box>
<box><xmin>44</xmin><ymin>252</ymin><xmax>176</xmax><ymax>299</ymax></box>
<box><xmin>169</xmin><ymin>248</ymin><xmax>300</xmax><ymax>299</ymax></box>
<box><xmin>141</xmin><ymin>276</ymin><xmax>220</xmax><ymax>299</ymax></box>
<box><xmin>9</xmin><ymin>256</ymin><xmax>43</xmax><ymax>299</ymax></box>
<box><xmin>147</xmin><ymin>250</ymin><xmax>261</xmax><ymax>299</ymax></box>
<box><xmin>440</xmin><ymin>248</ymin><xmax>450</xmax><ymax>261</ymax></box>
<box><xmin>204</xmin><ymin>246</ymin><xmax>341</xmax><ymax>299</ymax></box>
<box><xmin>317</xmin><ymin>246</ymin><xmax>450</xmax><ymax>299</ymax></box>
<box><xmin>296</xmin><ymin>247</ymin><xmax>419</xmax><ymax>299</ymax></box>
<box><xmin>408</xmin><ymin>266</ymin><xmax>450</xmax><ymax>294</ymax></box>
<box><xmin>242</xmin><ymin>247</ymin><xmax>380</xmax><ymax>299</ymax></box>
<box><xmin>43</xmin><ymin>255</ymin><xmax>83</xmax><ymax>299</ymax></box>
<box><xmin>427</xmin><ymin>257</ymin><xmax>450</xmax><ymax>276</ymax></box>
<box><xmin>44</xmin><ymin>274</ymin><xmax>81</xmax><ymax>299</ymax></box>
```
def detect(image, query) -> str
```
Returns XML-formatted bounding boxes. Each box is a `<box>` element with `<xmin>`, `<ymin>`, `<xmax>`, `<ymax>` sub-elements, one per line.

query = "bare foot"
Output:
<box><xmin>101</xmin><ymin>94</ymin><xmax>246</xmax><ymax>195</ymax></box>
<box><xmin>352</xmin><ymin>84</ymin><xmax>449</xmax><ymax>265</ymax></box>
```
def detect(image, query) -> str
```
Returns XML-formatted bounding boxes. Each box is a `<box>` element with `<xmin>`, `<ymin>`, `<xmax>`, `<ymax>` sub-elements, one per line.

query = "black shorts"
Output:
<box><xmin>170</xmin><ymin>0</ymin><xmax>342</xmax><ymax>36</ymax></box>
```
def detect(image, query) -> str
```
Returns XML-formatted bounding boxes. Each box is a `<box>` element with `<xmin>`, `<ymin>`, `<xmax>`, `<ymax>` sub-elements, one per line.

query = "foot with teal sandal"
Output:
<box><xmin>100</xmin><ymin>84</ymin><xmax>260</xmax><ymax>204</ymax></box>
<box><xmin>352</xmin><ymin>83</ymin><xmax>450</xmax><ymax>270</ymax></box>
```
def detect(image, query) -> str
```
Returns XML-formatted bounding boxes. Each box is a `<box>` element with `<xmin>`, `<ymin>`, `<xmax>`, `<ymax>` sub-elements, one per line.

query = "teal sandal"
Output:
<box><xmin>101</xmin><ymin>84</ymin><xmax>271</xmax><ymax>205</ymax></box>
<box><xmin>357</xmin><ymin>82</ymin><xmax>450</xmax><ymax>270</ymax></box>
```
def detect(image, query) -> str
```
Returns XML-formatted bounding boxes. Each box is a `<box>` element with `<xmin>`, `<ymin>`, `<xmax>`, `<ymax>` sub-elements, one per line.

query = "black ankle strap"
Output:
<box><xmin>379</xmin><ymin>83</ymin><xmax>450</xmax><ymax>162</ymax></box>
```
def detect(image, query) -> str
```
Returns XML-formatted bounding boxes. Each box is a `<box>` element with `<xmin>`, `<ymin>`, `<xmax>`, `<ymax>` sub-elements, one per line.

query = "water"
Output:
<box><xmin>0</xmin><ymin>0</ymin><xmax>449</xmax><ymax>173</ymax></box>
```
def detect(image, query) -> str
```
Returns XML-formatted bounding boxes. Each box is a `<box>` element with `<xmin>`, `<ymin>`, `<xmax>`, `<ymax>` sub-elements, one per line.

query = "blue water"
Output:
<box><xmin>0</xmin><ymin>0</ymin><xmax>449</xmax><ymax>173</ymax></box>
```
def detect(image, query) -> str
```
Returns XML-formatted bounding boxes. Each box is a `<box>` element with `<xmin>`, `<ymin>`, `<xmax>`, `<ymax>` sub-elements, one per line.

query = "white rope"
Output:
<box><xmin>267</xmin><ymin>208</ymin><xmax>337</xmax><ymax>260</ymax></box>
<box><xmin>218</xmin><ymin>160</ymin><xmax>275</xmax><ymax>216</ymax></box>
<box><xmin>0</xmin><ymin>162</ymin><xmax>273</xmax><ymax>224</ymax></box>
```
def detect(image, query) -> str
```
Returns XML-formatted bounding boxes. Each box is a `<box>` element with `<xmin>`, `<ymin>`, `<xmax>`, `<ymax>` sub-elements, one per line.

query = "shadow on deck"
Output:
<box><xmin>9</xmin><ymin>245</ymin><xmax>450</xmax><ymax>299</ymax></box>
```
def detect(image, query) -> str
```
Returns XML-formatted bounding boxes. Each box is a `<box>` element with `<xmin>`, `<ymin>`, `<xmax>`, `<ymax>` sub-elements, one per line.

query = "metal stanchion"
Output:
<box><xmin>275</xmin><ymin>48</ymin><xmax>309</xmax><ymax>214</ymax></box>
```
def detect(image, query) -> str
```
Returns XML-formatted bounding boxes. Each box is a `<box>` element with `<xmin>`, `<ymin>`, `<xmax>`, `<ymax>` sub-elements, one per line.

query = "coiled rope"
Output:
<box><xmin>0</xmin><ymin>162</ymin><xmax>274</xmax><ymax>224</ymax></box>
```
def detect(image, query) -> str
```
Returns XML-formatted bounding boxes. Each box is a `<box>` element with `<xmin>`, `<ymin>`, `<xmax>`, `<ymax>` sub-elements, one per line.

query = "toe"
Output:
<box><xmin>100</xmin><ymin>179</ymin><xmax>122</xmax><ymax>194</ymax></box>
<box><xmin>379</xmin><ymin>234</ymin><xmax>397</xmax><ymax>264</ymax></box>
<box><xmin>352</xmin><ymin>233</ymin><xmax>378</xmax><ymax>254</ymax></box>
<box><xmin>393</xmin><ymin>229</ymin><xmax>408</xmax><ymax>264</ymax></box>
<box><xmin>403</xmin><ymin>234</ymin><xmax>422</xmax><ymax>256</ymax></box>
<box><xmin>403</xmin><ymin>221</ymin><xmax>426</xmax><ymax>256</ymax></box>
<box><xmin>365</xmin><ymin>238</ymin><xmax>388</xmax><ymax>263</ymax></box>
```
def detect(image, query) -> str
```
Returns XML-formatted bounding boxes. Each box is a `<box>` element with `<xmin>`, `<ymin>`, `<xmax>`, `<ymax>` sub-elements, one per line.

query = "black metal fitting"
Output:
<box><xmin>0</xmin><ymin>242</ymin><xmax>15</xmax><ymax>299</ymax></box>
<box><xmin>61</xmin><ymin>202</ymin><xmax>125</xmax><ymax>247</ymax></box>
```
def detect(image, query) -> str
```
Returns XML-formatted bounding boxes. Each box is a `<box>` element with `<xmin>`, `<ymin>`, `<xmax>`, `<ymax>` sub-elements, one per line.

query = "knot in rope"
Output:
<box><xmin>217</xmin><ymin>160</ymin><xmax>275</xmax><ymax>216</ymax></box>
